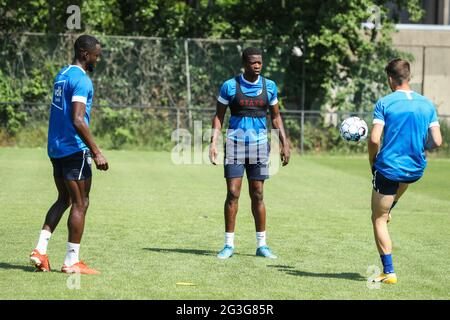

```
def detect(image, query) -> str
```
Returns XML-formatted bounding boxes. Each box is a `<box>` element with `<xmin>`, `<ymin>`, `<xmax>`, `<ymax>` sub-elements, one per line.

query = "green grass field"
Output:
<box><xmin>0</xmin><ymin>147</ymin><xmax>448</xmax><ymax>300</ymax></box>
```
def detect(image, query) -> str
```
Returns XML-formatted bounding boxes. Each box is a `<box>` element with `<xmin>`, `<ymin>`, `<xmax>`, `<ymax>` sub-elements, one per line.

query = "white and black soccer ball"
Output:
<box><xmin>339</xmin><ymin>116</ymin><xmax>368</xmax><ymax>142</ymax></box>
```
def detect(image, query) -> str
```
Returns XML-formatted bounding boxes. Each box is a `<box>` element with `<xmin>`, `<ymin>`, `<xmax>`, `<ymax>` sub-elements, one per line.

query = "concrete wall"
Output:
<box><xmin>392</xmin><ymin>26</ymin><xmax>450</xmax><ymax>116</ymax></box>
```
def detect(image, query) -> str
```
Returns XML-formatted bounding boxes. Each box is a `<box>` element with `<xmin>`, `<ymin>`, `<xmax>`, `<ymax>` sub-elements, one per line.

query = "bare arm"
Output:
<box><xmin>270</xmin><ymin>103</ymin><xmax>290</xmax><ymax>166</ymax></box>
<box><xmin>72</xmin><ymin>101</ymin><xmax>108</xmax><ymax>170</ymax></box>
<box><xmin>368</xmin><ymin>123</ymin><xmax>384</xmax><ymax>170</ymax></box>
<box><xmin>425</xmin><ymin>126</ymin><xmax>443</xmax><ymax>150</ymax></box>
<box><xmin>209</xmin><ymin>101</ymin><xmax>227</xmax><ymax>165</ymax></box>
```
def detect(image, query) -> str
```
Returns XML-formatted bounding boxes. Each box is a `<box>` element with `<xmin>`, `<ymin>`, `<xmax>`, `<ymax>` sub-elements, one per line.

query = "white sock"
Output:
<box><xmin>256</xmin><ymin>231</ymin><xmax>267</xmax><ymax>248</ymax></box>
<box><xmin>35</xmin><ymin>230</ymin><xmax>52</xmax><ymax>254</ymax></box>
<box><xmin>64</xmin><ymin>242</ymin><xmax>80</xmax><ymax>266</ymax></box>
<box><xmin>225</xmin><ymin>232</ymin><xmax>234</xmax><ymax>248</ymax></box>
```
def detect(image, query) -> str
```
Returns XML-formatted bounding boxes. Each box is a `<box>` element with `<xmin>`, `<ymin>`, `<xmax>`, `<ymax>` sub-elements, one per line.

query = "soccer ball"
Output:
<box><xmin>339</xmin><ymin>117</ymin><xmax>368</xmax><ymax>142</ymax></box>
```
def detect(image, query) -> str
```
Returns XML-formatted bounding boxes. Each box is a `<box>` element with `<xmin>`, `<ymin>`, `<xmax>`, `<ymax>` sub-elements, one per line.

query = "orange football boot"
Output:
<box><xmin>61</xmin><ymin>261</ymin><xmax>100</xmax><ymax>275</ymax></box>
<box><xmin>29</xmin><ymin>249</ymin><xmax>51</xmax><ymax>272</ymax></box>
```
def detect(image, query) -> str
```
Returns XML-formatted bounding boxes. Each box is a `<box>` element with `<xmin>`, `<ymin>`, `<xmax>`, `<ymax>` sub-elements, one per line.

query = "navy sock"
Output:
<box><xmin>380</xmin><ymin>254</ymin><xmax>395</xmax><ymax>274</ymax></box>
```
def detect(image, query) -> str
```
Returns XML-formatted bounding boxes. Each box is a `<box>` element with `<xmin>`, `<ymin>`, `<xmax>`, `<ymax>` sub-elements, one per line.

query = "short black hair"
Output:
<box><xmin>242</xmin><ymin>47</ymin><xmax>262</xmax><ymax>63</ymax></box>
<box><xmin>74</xmin><ymin>35</ymin><xmax>100</xmax><ymax>59</ymax></box>
<box><xmin>385</xmin><ymin>58</ymin><xmax>411</xmax><ymax>85</ymax></box>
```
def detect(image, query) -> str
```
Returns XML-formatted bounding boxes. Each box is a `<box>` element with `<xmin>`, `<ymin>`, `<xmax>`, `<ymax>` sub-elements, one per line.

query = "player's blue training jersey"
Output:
<box><xmin>218</xmin><ymin>74</ymin><xmax>278</xmax><ymax>145</ymax></box>
<box><xmin>48</xmin><ymin>65</ymin><xmax>94</xmax><ymax>158</ymax></box>
<box><xmin>373</xmin><ymin>90</ymin><xmax>439</xmax><ymax>182</ymax></box>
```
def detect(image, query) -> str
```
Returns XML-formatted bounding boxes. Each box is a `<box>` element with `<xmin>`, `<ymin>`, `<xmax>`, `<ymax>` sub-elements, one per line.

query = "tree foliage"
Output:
<box><xmin>0</xmin><ymin>0</ymin><xmax>423</xmax><ymax>112</ymax></box>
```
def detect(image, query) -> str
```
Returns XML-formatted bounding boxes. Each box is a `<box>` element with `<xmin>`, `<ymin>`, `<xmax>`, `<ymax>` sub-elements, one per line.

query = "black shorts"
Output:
<box><xmin>50</xmin><ymin>150</ymin><xmax>92</xmax><ymax>181</ymax></box>
<box><xmin>224</xmin><ymin>141</ymin><xmax>270</xmax><ymax>180</ymax></box>
<box><xmin>372</xmin><ymin>168</ymin><xmax>419</xmax><ymax>195</ymax></box>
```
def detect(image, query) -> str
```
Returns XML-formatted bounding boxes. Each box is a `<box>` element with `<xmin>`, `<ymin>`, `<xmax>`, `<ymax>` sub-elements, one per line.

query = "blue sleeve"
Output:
<box><xmin>429</xmin><ymin>104</ymin><xmax>439</xmax><ymax>127</ymax></box>
<box><xmin>217</xmin><ymin>80</ymin><xmax>234</xmax><ymax>105</ymax></box>
<box><xmin>266</xmin><ymin>80</ymin><xmax>278</xmax><ymax>106</ymax></box>
<box><xmin>71</xmin><ymin>77</ymin><xmax>91</xmax><ymax>104</ymax></box>
<box><xmin>373</xmin><ymin>100</ymin><xmax>385</xmax><ymax>124</ymax></box>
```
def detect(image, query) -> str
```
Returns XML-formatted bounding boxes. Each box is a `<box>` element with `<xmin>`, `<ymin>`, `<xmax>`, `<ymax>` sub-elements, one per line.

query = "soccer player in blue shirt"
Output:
<box><xmin>209</xmin><ymin>47</ymin><xmax>290</xmax><ymax>259</ymax></box>
<box><xmin>369</xmin><ymin>58</ymin><xmax>442</xmax><ymax>284</ymax></box>
<box><xmin>30</xmin><ymin>35</ymin><xmax>108</xmax><ymax>274</ymax></box>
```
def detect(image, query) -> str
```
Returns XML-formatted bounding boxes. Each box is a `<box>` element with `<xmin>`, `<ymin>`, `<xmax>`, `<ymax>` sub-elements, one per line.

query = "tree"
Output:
<box><xmin>0</xmin><ymin>0</ymin><xmax>423</xmax><ymax>111</ymax></box>
<box><xmin>189</xmin><ymin>0</ymin><xmax>423</xmax><ymax>111</ymax></box>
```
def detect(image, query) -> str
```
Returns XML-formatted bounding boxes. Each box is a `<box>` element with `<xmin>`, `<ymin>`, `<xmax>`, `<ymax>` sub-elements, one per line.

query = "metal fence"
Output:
<box><xmin>3</xmin><ymin>101</ymin><xmax>449</xmax><ymax>154</ymax></box>
<box><xmin>1</xmin><ymin>34</ymin><xmax>449</xmax><ymax>153</ymax></box>
<box><xmin>1</xmin><ymin>33</ymin><xmax>299</xmax><ymax>110</ymax></box>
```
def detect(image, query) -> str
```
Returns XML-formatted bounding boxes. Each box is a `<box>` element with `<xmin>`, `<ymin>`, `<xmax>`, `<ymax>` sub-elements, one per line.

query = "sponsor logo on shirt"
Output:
<box><xmin>239</xmin><ymin>99</ymin><xmax>265</xmax><ymax>107</ymax></box>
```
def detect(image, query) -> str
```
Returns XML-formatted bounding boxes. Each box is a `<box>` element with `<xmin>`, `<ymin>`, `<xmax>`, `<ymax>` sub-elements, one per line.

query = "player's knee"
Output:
<box><xmin>250</xmin><ymin>189</ymin><xmax>264</xmax><ymax>202</ymax></box>
<box><xmin>371</xmin><ymin>212</ymin><xmax>388</xmax><ymax>223</ymax></box>
<box><xmin>83</xmin><ymin>197</ymin><xmax>89</xmax><ymax>211</ymax></box>
<box><xmin>226</xmin><ymin>189</ymin><xmax>240</xmax><ymax>203</ymax></box>
<box><xmin>71</xmin><ymin>198</ymin><xmax>89</xmax><ymax>212</ymax></box>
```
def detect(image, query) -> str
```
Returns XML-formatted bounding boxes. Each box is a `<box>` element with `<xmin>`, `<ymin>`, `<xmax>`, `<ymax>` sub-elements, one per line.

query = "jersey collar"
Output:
<box><xmin>240</xmin><ymin>74</ymin><xmax>260</xmax><ymax>85</ymax></box>
<box><xmin>70</xmin><ymin>64</ymin><xmax>86</xmax><ymax>74</ymax></box>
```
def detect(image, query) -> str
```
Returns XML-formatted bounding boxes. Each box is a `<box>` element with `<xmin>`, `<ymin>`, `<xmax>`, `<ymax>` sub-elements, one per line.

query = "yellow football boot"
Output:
<box><xmin>373</xmin><ymin>272</ymin><xmax>398</xmax><ymax>284</ymax></box>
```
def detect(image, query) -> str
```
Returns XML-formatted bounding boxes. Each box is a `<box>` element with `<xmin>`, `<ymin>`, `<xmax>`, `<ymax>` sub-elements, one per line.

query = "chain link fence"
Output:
<box><xmin>1</xmin><ymin>33</ymin><xmax>294</xmax><ymax>108</ymax></box>
<box><xmin>1</xmin><ymin>33</ymin><xmax>448</xmax><ymax>154</ymax></box>
<box><xmin>2</xmin><ymin>102</ymin><xmax>449</xmax><ymax>155</ymax></box>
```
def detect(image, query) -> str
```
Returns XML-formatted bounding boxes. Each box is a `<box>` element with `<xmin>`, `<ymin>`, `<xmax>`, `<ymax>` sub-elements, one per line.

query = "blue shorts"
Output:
<box><xmin>372</xmin><ymin>167</ymin><xmax>419</xmax><ymax>195</ymax></box>
<box><xmin>50</xmin><ymin>150</ymin><xmax>92</xmax><ymax>181</ymax></box>
<box><xmin>224</xmin><ymin>142</ymin><xmax>270</xmax><ymax>180</ymax></box>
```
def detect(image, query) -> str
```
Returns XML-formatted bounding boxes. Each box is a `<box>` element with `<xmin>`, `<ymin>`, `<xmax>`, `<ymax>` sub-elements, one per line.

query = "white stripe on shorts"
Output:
<box><xmin>373</xmin><ymin>170</ymin><xmax>380</xmax><ymax>193</ymax></box>
<box><xmin>78</xmin><ymin>150</ymin><xmax>86</xmax><ymax>180</ymax></box>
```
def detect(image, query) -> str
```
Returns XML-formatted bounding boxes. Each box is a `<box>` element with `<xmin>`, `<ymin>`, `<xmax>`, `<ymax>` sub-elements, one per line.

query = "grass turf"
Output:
<box><xmin>0</xmin><ymin>147</ymin><xmax>448</xmax><ymax>299</ymax></box>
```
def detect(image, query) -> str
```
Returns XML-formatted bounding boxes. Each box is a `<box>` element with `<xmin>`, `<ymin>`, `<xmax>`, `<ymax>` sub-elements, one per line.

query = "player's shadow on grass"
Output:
<box><xmin>0</xmin><ymin>262</ymin><xmax>35</xmax><ymax>272</ymax></box>
<box><xmin>143</xmin><ymin>247</ymin><xmax>217</xmax><ymax>256</ymax></box>
<box><xmin>268</xmin><ymin>265</ymin><xmax>366</xmax><ymax>282</ymax></box>
<box><xmin>143</xmin><ymin>248</ymin><xmax>275</xmax><ymax>257</ymax></box>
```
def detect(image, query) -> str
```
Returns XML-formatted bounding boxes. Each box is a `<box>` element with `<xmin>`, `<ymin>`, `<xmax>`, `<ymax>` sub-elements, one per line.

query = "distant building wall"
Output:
<box><xmin>393</xmin><ymin>25</ymin><xmax>450</xmax><ymax>116</ymax></box>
